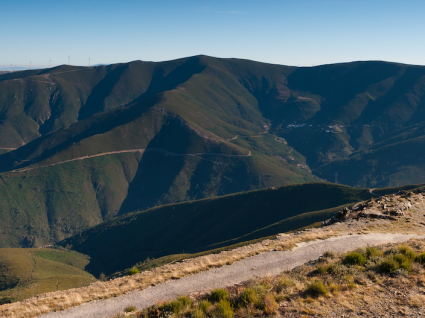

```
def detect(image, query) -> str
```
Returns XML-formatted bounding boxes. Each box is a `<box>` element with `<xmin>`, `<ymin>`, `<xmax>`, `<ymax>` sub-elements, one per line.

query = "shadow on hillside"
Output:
<box><xmin>127</xmin><ymin>56</ymin><xmax>207</xmax><ymax>106</ymax></box>
<box><xmin>118</xmin><ymin>118</ymin><xmax>196</xmax><ymax>213</ymax></box>
<box><xmin>78</xmin><ymin>64</ymin><xmax>129</xmax><ymax>120</ymax></box>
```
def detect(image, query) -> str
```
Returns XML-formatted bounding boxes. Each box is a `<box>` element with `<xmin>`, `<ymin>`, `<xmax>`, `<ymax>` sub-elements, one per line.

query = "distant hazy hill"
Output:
<box><xmin>1</xmin><ymin>56</ymin><xmax>425</xmax><ymax>248</ymax></box>
<box><xmin>58</xmin><ymin>182</ymin><xmax>372</xmax><ymax>276</ymax></box>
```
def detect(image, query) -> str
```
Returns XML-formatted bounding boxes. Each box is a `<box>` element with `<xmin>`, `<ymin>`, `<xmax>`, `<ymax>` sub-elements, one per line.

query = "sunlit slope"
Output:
<box><xmin>59</xmin><ymin>182</ymin><xmax>372</xmax><ymax>276</ymax></box>
<box><xmin>0</xmin><ymin>248</ymin><xmax>95</xmax><ymax>304</ymax></box>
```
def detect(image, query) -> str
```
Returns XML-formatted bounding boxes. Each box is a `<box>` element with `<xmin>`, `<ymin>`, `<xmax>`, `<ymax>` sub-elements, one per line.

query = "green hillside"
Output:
<box><xmin>1</xmin><ymin>56</ymin><xmax>425</xmax><ymax>248</ymax></box>
<box><xmin>0</xmin><ymin>248</ymin><xmax>95</xmax><ymax>304</ymax></box>
<box><xmin>58</xmin><ymin>182</ymin><xmax>372</xmax><ymax>276</ymax></box>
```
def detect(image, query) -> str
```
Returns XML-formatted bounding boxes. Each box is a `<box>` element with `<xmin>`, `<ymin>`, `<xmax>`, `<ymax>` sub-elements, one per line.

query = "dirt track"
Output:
<box><xmin>11</xmin><ymin>147</ymin><xmax>251</xmax><ymax>173</ymax></box>
<box><xmin>36</xmin><ymin>233</ymin><xmax>424</xmax><ymax>318</ymax></box>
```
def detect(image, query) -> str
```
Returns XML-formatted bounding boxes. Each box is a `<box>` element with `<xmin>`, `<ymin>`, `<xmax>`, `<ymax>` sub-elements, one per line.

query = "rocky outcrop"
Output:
<box><xmin>322</xmin><ymin>188</ymin><xmax>424</xmax><ymax>227</ymax></box>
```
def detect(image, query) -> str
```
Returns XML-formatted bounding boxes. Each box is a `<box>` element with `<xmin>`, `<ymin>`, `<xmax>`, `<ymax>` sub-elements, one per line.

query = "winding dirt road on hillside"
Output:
<box><xmin>10</xmin><ymin>148</ymin><xmax>251</xmax><ymax>173</ymax></box>
<box><xmin>36</xmin><ymin>233</ymin><xmax>424</xmax><ymax>318</ymax></box>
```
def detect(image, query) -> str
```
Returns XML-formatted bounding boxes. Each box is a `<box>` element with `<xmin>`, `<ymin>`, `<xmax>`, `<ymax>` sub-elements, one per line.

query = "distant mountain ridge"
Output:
<box><xmin>0</xmin><ymin>56</ymin><xmax>425</xmax><ymax>248</ymax></box>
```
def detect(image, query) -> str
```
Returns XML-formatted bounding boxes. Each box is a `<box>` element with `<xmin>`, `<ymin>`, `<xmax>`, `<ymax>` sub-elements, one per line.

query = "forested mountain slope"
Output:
<box><xmin>1</xmin><ymin>56</ymin><xmax>424</xmax><ymax>247</ymax></box>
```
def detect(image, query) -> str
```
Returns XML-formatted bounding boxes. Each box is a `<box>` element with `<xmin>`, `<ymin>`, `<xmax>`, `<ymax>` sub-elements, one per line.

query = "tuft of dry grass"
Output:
<box><xmin>408</xmin><ymin>295</ymin><xmax>425</xmax><ymax>308</ymax></box>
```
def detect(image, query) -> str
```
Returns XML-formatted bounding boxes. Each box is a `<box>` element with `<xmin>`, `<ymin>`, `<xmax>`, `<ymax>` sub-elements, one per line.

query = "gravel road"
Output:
<box><xmin>37</xmin><ymin>233</ymin><xmax>424</xmax><ymax>318</ymax></box>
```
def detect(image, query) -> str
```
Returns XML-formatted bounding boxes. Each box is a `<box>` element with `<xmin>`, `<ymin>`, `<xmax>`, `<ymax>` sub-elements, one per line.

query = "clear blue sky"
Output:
<box><xmin>1</xmin><ymin>0</ymin><xmax>424</xmax><ymax>68</ymax></box>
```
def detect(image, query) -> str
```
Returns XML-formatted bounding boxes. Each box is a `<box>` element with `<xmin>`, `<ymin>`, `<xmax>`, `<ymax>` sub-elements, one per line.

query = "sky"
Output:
<box><xmin>1</xmin><ymin>0</ymin><xmax>425</xmax><ymax>69</ymax></box>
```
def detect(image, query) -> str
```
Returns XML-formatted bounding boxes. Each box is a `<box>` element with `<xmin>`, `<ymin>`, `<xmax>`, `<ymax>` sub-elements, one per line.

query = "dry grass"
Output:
<box><xmin>1</xmin><ymin>194</ymin><xmax>424</xmax><ymax>318</ymax></box>
<box><xmin>409</xmin><ymin>295</ymin><xmax>425</xmax><ymax>308</ymax></box>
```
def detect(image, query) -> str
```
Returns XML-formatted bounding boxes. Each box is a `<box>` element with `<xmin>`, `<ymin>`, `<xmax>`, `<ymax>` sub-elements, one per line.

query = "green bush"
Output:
<box><xmin>379</xmin><ymin>257</ymin><xmax>400</xmax><ymax>273</ymax></box>
<box><xmin>316</xmin><ymin>264</ymin><xmax>328</xmax><ymax>274</ymax></box>
<box><xmin>214</xmin><ymin>299</ymin><xmax>234</xmax><ymax>318</ymax></box>
<box><xmin>415</xmin><ymin>252</ymin><xmax>425</xmax><ymax>265</ymax></box>
<box><xmin>345</xmin><ymin>252</ymin><xmax>366</xmax><ymax>265</ymax></box>
<box><xmin>210</xmin><ymin>288</ymin><xmax>229</xmax><ymax>302</ymax></box>
<box><xmin>393</xmin><ymin>254</ymin><xmax>411</xmax><ymax>272</ymax></box>
<box><xmin>197</xmin><ymin>300</ymin><xmax>212</xmax><ymax>312</ymax></box>
<box><xmin>274</xmin><ymin>277</ymin><xmax>294</xmax><ymax>293</ymax></box>
<box><xmin>159</xmin><ymin>300</ymin><xmax>182</xmax><ymax>315</ymax></box>
<box><xmin>305</xmin><ymin>279</ymin><xmax>328</xmax><ymax>297</ymax></box>
<box><xmin>398</xmin><ymin>246</ymin><xmax>416</xmax><ymax>260</ymax></box>
<box><xmin>366</xmin><ymin>246</ymin><xmax>382</xmax><ymax>258</ymax></box>
<box><xmin>192</xmin><ymin>309</ymin><xmax>206</xmax><ymax>318</ymax></box>
<box><xmin>127</xmin><ymin>267</ymin><xmax>139</xmax><ymax>275</ymax></box>
<box><xmin>239</xmin><ymin>288</ymin><xmax>257</xmax><ymax>306</ymax></box>
<box><xmin>177</xmin><ymin>295</ymin><xmax>192</xmax><ymax>307</ymax></box>
<box><xmin>124</xmin><ymin>305</ymin><xmax>136</xmax><ymax>312</ymax></box>
<box><xmin>159</xmin><ymin>296</ymin><xmax>191</xmax><ymax>315</ymax></box>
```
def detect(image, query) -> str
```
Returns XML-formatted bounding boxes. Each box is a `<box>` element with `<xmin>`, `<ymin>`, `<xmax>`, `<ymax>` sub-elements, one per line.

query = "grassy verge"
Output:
<box><xmin>372</xmin><ymin>184</ymin><xmax>425</xmax><ymax>196</ymax></box>
<box><xmin>112</xmin><ymin>221</ymin><xmax>323</xmax><ymax>277</ymax></box>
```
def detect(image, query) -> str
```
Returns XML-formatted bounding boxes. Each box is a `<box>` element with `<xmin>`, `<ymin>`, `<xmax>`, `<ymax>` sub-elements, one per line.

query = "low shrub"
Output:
<box><xmin>239</xmin><ymin>288</ymin><xmax>257</xmax><ymax>306</ymax></box>
<box><xmin>158</xmin><ymin>300</ymin><xmax>183</xmax><ymax>315</ymax></box>
<box><xmin>274</xmin><ymin>277</ymin><xmax>294</xmax><ymax>293</ymax></box>
<box><xmin>327</xmin><ymin>281</ymin><xmax>338</xmax><ymax>294</ymax></box>
<box><xmin>127</xmin><ymin>267</ymin><xmax>139</xmax><ymax>275</ymax></box>
<box><xmin>384</xmin><ymin>247</ymin><xmax>398</xmax><ymax>255</ymax></box>
<box><xmin>316</xmin><ymin>264</ymin><xmax>327</xmax><ymax>275</ymax></box>
<box><xmin>197</xmin><ymin>300</ymin><xmax>212</xmax><ymax>312</ymax></box>
<box><xmin>124</xmin><ymin>305</ymin><xmax>136</xmax><ymax>312</ymax></box>
<box><xmin>366</xmin><ymin>246</ymin><xmax>382</xmax><ymax>258</ymax></box>
<box><xmin>177</xmin><ymin>296</ymin><xmax>192</xmax><ymax>307</ymax></box>
<box><xmin>214</xmin><ymin>299</ymin><xmax>234</xmax><ymax>318</ymax></box>
<box><xmin>305</xmin><ymin>279</ymin><xmax>328</xmax><ymax>297</ymax></box>
<box><xmin>159</xmin><ymin>296</ymin><xmax>191</xmax><ymax>315</ymax></box>
<box><xmin>395</xmin><ymin>268</ymin><xmax>409</xmax><ymax>277</ymax></box>
<box><xmin>379</xmin><ymin>257</ymin><xmax>400</xmax><ymax>273</ymax></box>
<box><xmin>210</xmin><ymin>288</ymin><xmax>229</xmax><ymax>302</ymax></box>
<box><xmin>263</xmin><ymin>294</ymin><xmax>278</xmax><ymax>315</ymax></box>
<box><xmin>398</xmin><ymin>246</ymin><xmax>417</xmax><ymax>260</ymax></box>
<box><xmin>393</xmin><ymin>254</ymin><xmax>412</xmax><ymax>271</ymax></box>
<box><xmin>345</xmin><ymin>252</ymin><xmax>366</xmax><ymax>265</ymax></box>
<box><xmin>323</xmin><ymin>251</ymin><xmax>335</xmax><ymax>259</ymax></box>
<box><xmin>191</xmin><ymin>309</ymin><xmax>206</xmax><ymax>318</ymax></box>
<box><xmin>415</xmin><ymin>252</ymin><xmax>425</xmax><ymax>265</ymax></box>
<box><xmin>344</xmin><ymin>275</ymin><xmax>357</xmax><ymax>290</ymax></box>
